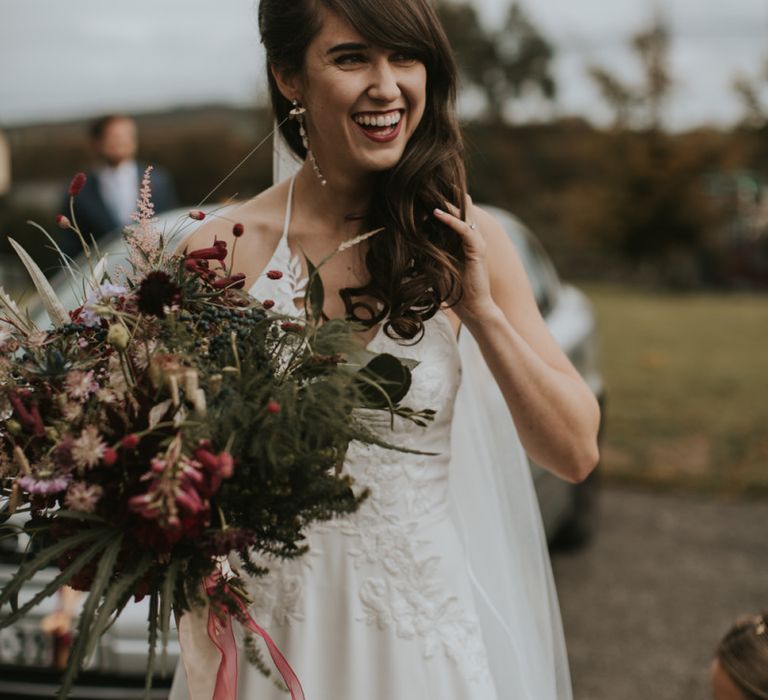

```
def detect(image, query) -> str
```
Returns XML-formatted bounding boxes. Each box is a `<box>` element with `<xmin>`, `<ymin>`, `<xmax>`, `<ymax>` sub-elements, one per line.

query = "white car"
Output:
<box><xmin>2</xmin><ymin>205</ymin><xmax>604</xmax><ymax>697</ymax></box>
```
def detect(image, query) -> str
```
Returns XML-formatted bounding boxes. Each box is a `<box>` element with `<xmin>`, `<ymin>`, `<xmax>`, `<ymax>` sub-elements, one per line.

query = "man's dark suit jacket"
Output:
<box><xmin>59</xmin><ymin>162</ymin><xmax>176</xmax><ymax>257</ymax></box>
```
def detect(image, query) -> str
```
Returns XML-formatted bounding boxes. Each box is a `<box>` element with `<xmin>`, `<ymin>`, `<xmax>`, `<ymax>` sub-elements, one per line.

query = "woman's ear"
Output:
<box><xmin>270</xmin><ymin>63</ymin><xmax>303</xmax><ymax>104</ymax></box>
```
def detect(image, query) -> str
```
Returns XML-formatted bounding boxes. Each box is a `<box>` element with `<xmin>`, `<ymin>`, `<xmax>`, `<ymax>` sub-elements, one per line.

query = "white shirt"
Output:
<box><xmin>98</xmin><ymin>160</ymin><xmax>139</xmax><ymax>227</ymax></box>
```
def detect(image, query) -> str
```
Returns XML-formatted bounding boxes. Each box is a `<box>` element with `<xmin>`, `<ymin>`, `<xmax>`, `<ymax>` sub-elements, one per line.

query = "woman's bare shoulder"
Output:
<box><xmin>174</xmin><ymin>180</ymin><xmax>290</xmax><ymax>259</ymax></box>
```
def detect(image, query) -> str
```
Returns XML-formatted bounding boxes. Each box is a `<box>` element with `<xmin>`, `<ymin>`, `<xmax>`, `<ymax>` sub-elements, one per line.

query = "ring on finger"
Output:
<box><xmin>468</xmin><ymin>222</ymin><xmax>477</xmax><ymax>230</ymax></box>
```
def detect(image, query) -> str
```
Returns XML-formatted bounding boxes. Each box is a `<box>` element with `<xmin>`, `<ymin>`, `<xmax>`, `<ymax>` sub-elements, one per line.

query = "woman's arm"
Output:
<box><xmin>434</xmin><ymin>201</ymin><xmax>600</xmax><ymax>484</ymax></box>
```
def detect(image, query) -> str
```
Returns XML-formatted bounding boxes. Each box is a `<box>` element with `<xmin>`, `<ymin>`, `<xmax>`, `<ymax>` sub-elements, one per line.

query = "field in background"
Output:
<box><xmin>586</xmin><ymin>285</ymin><xmax>768</xmax><ymax>495</ymax></box>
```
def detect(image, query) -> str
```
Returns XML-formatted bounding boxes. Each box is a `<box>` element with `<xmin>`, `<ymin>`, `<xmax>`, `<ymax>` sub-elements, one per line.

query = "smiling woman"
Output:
<box><xmin>259</xmin><ymin>0</ymin><xmax>467</xmax><ymax>343</ymax></box>
<box><xmin>168</xmin><ymin>0</ymin><xmax>597</xmax><ymax>699</ymax></box>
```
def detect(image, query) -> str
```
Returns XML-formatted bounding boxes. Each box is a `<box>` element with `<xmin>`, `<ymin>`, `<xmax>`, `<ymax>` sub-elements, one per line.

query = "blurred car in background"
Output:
<box><xmin>0</xmin><ymin>511</ymin><xmax>179</xmax><ymax>699</ymax></box>
<box><xmin>4</xmin><ymin>203</ymin><xmax>604</xmax><ymax>697</ymax></box>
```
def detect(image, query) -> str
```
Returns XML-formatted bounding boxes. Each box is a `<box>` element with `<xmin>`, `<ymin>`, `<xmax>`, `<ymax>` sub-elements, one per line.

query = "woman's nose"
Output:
<box><xmin>367</xmin><ymin>61</ymin><xmax>401</xmax><ymax>102</ymax></box>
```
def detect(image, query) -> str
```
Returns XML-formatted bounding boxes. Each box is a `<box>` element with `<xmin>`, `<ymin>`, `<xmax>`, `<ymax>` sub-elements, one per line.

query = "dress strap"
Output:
<box><xmin>281</xmin><ymin>174</ymin><xmax>297</xmax><ymax>242</ymax></box>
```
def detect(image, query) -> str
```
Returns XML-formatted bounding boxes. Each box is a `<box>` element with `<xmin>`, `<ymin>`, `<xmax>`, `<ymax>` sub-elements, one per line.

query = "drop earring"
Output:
<box><xmin>289</xmin><ymin>99</ymin><xmax>327</xmax><ymax>186</ymax></box>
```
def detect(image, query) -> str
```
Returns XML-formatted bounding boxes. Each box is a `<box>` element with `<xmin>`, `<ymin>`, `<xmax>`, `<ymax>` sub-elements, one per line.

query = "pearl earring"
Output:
<box><xmin>289</xmin><ymin>99</ymin><xmax>327</xmax><ymax>186</ymax></box>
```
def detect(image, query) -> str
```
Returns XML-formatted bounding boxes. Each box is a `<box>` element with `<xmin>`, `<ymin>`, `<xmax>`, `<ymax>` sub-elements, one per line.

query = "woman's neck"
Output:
<box><xmin>294</xmin><ymin>163</ymin><xmax>374</xmax><ymax>237</ymax></box>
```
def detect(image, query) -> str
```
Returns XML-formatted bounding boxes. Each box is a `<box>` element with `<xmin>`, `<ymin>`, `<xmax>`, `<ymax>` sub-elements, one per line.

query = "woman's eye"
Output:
<box><xmin>335</xmin><ymin>53</ymin><xmax>366</xmax><ymax>66</ymax></box>
<box><xmin>391</xmin><ymin>53</ymin><xmax>418</xmax><ymax>65</ymax></box>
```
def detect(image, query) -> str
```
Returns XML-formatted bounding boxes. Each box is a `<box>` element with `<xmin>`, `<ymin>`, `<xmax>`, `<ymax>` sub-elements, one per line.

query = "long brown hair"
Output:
<box><xmin>259</xmin><ymin>0</ymin><xmax>467</xmax><ymax>341</ymax></box>
<box><xmin>717</xmin><ymin>613</ymin><xmax>768</xmax><ymax>700</ymax></box>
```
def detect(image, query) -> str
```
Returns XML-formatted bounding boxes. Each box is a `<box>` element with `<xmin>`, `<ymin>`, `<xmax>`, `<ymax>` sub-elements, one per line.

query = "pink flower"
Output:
<box><xmin>56</xmin><ymin>214</ymin><xmax>71</xmax><ymax>229</ymax></box>
<box><xmin>131</xmin><ymin>166</ymin><xmax>156</xmax><ymax>225</ymax></box>
<box><xmin>19</xmin><ymin>474</ymin><xmax>70</xmax><ymax>496</ymax></box>
<box><xmin>64</xmin><ymin>482</ymin><xmax>103</xmax><ymax>513</ymax></box>
<box><xmin>68</xmin><ymin>172</ymin><xmax>87</xmax><ymax>197</ymax></box>
<box><xmin>65</xmin><ymin>370</ymin><xmax>98</xmax><ymax>402</ymax></box>
<box><xmin>72</xmin><ymin>426</ymin><xmax>106</xmax><ymax>470</ymax></box>
<box><xmin>188</xmin><ymin>210</ymin><xmax>206</xmax><ymax>221</ymax></box>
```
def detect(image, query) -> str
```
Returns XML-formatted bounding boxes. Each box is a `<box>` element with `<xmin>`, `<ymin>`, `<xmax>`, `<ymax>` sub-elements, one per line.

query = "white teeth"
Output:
<box><xmin>354</xmin><ymin>111</ymin><xmax>402</xmax><ymax>128</ymax></box>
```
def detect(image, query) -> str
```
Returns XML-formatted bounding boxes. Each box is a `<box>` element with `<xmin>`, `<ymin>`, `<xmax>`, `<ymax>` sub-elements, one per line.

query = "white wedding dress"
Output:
<box><xmin>170</xmin><ymin>167</ymin><xmax>573</xmax><ymax>700</ymax></box>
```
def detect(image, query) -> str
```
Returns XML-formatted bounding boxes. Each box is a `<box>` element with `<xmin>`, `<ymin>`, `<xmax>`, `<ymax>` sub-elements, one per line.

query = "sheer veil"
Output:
<box><xmin>273</xmin><ymin>128</ymin><xmax>573</xmax><ymax>700</ymax></box>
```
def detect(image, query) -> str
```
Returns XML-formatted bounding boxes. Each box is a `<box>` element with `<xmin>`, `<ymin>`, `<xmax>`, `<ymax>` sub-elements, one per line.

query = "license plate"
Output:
<box><xmin>0</xmin><ymin>619</ymin><xmax>55</xmax><ymax>668</ymax></box>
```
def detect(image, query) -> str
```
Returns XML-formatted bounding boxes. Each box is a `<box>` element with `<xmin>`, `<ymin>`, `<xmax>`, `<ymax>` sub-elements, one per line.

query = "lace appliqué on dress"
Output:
<box><xmin>341</xmin><ymin>441</ymin><xmax>493</xmax><ymax>685</ymax></box>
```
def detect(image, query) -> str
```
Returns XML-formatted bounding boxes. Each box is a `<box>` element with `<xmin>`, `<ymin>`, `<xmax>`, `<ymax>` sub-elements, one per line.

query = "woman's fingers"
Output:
<box><xmin>433</xmin><ymin>206</ymin><xmax>485</xmax><ymax>258</ymax></box>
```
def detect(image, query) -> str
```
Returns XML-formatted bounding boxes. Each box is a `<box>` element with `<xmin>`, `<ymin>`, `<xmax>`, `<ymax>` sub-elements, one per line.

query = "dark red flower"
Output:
<box><xmin>121</xmin><ymin>434</ymin><xmax>140</xmax><ymax>450</ymax></box>
<box><xmin>186</xmin><ymin>240</ymin><xmax>227</xmax><ymax>261</ymax></box>
<box><xmin>9</xmin><ymin>392</ymin><xmax>45</xmax><ymax>437</ymax></box>
<box><xmin>267</xmin><ymin>400</ymin><xmax>281</xmax><ymax>415</ymax></box>
<box><xmin>211</xmin><ymin>273</ymin><xmax>246</xmax><ymax>290</ymax></box>
<box><xmin>137</xmin><ymin>271</ymin><xmax>182</xmax><ymax>318</ymax></box>
<box><xmin>232</xmin><ymin>222</ymin><xmax>245</xmax><ymax>237</ymax></box>
<box><xmin>280</xmin><ymin>321</ymin><xmax>303</xmax><ymax>333</ymax></box>
<box><xmin>188</xmin><ymin>210</ymin><xmax>206</xmax><ymax>221</ymax></box>
<box><xmin>266</xmin><ymin>270</ymin><xmax>283</xmax><ymax>280</ymax></box>
<box><xmin>102</xmin><ymin>448</ymin><xmax>118</xmax><ymax>466</ymax></box>
<box><xmin>262</xmin><ymin>299</ymin><xmax>275</xmax><ymax>310</ymax></box>
<box><xmin>68</xmin><ymin>172</ymin><xmax>87</xmax><ymax>197</ymax></box>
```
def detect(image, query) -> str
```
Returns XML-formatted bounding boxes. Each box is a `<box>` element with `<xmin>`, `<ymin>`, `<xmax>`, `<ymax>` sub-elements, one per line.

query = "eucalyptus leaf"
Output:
<box><xmin>354</xmin><ymin>353</ymin><xmax>413</xmax><ymax>408</ymax></box>
<box><xmin>303</xmin><ymin>255</ymin><xmax>325</xmax><ymax>324</ymax></box>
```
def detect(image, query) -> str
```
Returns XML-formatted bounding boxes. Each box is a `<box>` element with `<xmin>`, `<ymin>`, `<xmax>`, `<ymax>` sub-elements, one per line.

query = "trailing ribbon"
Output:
<box><xmin>203</xmin><ymin>572</ymin><xmax>305</xmax><ymax>700</ymax></box>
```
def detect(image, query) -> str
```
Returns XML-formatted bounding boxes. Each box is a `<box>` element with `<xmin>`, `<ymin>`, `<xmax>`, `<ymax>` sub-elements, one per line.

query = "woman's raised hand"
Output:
<box><xmin>433</xmin><ymin>197</ymin><xmax>497</xmax><ymax>325</ymax></box>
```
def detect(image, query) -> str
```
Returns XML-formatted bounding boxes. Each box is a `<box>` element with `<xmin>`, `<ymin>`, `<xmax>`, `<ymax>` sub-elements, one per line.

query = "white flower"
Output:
<box><xmin>62</xmin><ymin>402</ymin><xmax>83</xmax><ymax>422</ymax></box>
<box><xmin>71</xmin><ymin>425</ymin><xmax>106</xmax><ymax>470</ymax></box>
<box><xmin>65</xmin><ymin>370</ymin><xmax>98</xmax><ymax>402</ymax></box>
<box><xmin>65</xmin><ymin>482</ymin><xmax>103</xmax><ymax>513</ymax></box>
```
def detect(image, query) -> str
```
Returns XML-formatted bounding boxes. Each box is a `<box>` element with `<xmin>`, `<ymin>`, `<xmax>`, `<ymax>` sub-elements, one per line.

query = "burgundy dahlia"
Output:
<box><xmin>137</xmin><ymin>271</ymin><xmax>182</xmax><ymax>318</ymax></box>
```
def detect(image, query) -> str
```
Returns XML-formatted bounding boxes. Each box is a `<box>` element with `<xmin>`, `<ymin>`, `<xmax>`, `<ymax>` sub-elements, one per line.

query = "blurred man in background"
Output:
<box><xmin>62</xmin><ymin>114</ymin><xmax>176</xmax><ymax>253</ymax></box>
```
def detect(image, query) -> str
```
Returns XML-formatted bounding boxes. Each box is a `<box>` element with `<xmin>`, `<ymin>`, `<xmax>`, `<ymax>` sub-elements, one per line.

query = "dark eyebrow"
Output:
<box><xmin>326</xmin><ymin>42</ymin><xmax>369</xmax><ymax>54</ymax></box>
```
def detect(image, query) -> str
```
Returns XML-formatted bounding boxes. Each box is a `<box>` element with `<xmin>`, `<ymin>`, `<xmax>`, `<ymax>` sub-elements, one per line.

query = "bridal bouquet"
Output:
<box><xmin>0</xmin><ymin>170</ymin><xmax>433</xmax><ymax>699</ymax></box>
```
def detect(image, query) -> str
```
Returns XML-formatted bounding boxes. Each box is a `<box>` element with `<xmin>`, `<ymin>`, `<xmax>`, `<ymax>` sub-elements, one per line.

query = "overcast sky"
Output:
<box><xmin>1</xmin><ymin>0</ymin><xmax>767</xmax><ymax>130</ymax></box>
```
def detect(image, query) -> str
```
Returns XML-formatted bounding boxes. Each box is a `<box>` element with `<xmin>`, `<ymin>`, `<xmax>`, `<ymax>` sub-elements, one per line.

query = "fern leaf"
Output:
<box><xmin>0</xmin><ymin>531</ymin><xmax>112</xmax><ymax>631</ymax></box>
<box><xmin>57</xmin><ymin>535</ymin><xmax>123</xmax><ymax>699</ymax></box>
<box><xmin>0</xmin><ymin>528</ymin><xmax>105</xmax><ymax>607</ymax></box>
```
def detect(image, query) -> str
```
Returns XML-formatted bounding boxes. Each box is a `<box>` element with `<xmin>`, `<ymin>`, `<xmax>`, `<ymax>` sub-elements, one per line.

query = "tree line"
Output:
<box><xmin>1</xmin><ymin>1</ymin><xmax>767</xmax><ymax>289</ymax></box>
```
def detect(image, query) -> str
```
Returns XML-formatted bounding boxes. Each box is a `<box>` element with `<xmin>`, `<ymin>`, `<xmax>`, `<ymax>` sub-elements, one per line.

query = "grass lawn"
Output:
<box><xmin>583</xmin><ymin>285</ymin><xmax>768</xmax><ymax>496</ymax></box>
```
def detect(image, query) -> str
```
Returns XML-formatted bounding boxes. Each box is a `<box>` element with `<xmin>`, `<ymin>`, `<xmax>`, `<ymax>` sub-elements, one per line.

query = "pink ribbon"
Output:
<box><xmin>204</xmin><ymin>573</ymin><xmax>305</xmax><ymax>700</ymax></box>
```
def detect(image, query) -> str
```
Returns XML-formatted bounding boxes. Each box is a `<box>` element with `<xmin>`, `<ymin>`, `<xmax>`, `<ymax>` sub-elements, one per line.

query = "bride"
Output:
<box><xmin>170</xmin><ymin>0</ymin><xmax>600</xmax><ymax>698</ymax></box>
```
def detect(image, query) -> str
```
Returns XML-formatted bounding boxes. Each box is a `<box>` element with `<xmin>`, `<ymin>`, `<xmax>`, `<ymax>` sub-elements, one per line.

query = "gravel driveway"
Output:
<box><xmin>551</xmin><ymin>484</ymin><xmax>768</xmax><ymax>700</ymax></box>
